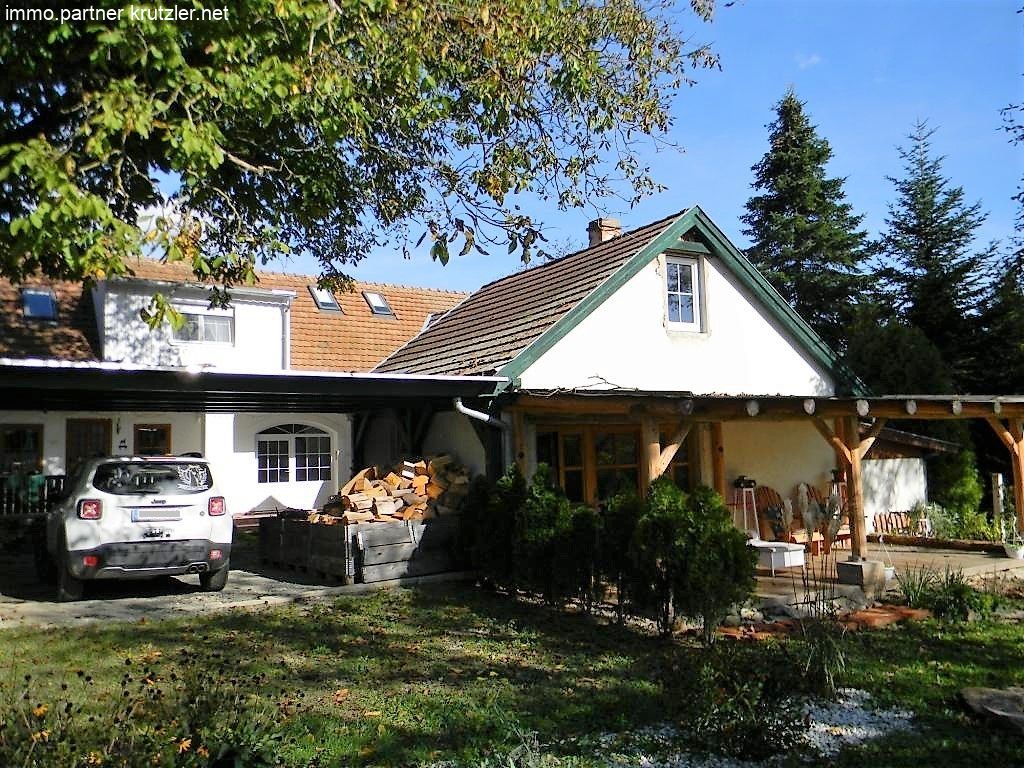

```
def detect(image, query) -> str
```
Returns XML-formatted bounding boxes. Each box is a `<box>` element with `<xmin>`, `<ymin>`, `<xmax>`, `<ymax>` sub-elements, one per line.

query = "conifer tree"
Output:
<box><xmin>878</xmin><ymin>121</ymin><xmax>996</xmax><ymax>387</ymax></box>
<box><xmin>977</xmin><ymin>265</ymin><xmax>1024</xmax><ymax>394</ymax></box>
<box><xmin>741</xmin><ymin>90</ymin><xmax>872</xmax><ymax>352</ymax></box>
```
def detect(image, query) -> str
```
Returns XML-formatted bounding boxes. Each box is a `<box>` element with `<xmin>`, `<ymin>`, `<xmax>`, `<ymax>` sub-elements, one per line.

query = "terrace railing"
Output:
<box><xmin>0</xmin><ymin>474</ymin><xmax>66</xmax><ymax>518</ymax></box>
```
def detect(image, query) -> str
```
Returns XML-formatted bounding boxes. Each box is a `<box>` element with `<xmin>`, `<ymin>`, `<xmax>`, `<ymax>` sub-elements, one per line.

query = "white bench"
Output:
<box><xmin>748</xmin><ymin>538</ymin><xmax>805</xmax><ymax>576</ymax></box>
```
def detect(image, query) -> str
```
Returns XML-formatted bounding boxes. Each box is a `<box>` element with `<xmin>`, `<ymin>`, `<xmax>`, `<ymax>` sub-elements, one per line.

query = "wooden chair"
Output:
<box><xmin>804</xmin><ymin>484</ymin><xmax>851</xmax><ymax>553</ymax></box>
<box><xmin>754</xmin><ymin>486</ymin><xmax>824</xmax><ymax>555</ymax></box>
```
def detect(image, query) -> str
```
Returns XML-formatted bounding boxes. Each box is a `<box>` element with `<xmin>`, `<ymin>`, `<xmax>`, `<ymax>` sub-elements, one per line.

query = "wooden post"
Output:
<box><xmin>583</xmin><ymin>427</ymin><xmax>598</xmax><ymax>507</ymax></box>
<box><xmin>511</xmin><ymin>410</ymin><xmax>527</xmax><ymax>477</ymax></box>
<box><xmin>639</xmin><ymin>414</ymin><xmax>661</xmax><ymax>497</ymax></box>
<box><xmin>1013</xmin><ymin>420</ymin><xmax>1024</xmax><ymax>535</ymax></box>
<box><xmin>985</xmin><ymin>417</ymin><xmax>1024</xmax><ymax>534</ymax></box>
<box><xmin>711</xmin><ymin>422</ymin><xmax>726</xmax><ymax>499</ymax></box>
<box><xmin>844</xmin><ymin>415</ymin><xmax>867</xmax><ymax>561</ymax></box>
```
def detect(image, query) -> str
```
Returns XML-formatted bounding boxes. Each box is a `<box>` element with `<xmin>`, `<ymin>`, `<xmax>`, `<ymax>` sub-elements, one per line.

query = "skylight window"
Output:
<box><xmin>22</xmin><ymin>288</ymin><xmax>57</xmax><ymax>320</ymax></box>
<box><xmin>308</xmin><ymin>285</ymin><xmax>341</xmax><ymax>312</ymax></box>
<box><xmin>362</xmin><ymin>291</ymin><xmax>394</xmax><ymax>316</ymax></box>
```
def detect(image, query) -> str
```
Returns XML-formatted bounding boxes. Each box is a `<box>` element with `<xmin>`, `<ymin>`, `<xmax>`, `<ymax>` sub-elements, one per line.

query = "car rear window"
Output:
<box><xmin>92</xmin><ymin>462</ymin><xmax>213</xmax><ymax>495</ymax></box>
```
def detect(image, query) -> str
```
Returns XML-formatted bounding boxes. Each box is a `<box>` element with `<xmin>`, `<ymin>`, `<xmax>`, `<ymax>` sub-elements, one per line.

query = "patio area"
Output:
<box><xmin>754</xmin><ymin>543</ymin><xmax>1024</xmax><ymax>606</ymax></box>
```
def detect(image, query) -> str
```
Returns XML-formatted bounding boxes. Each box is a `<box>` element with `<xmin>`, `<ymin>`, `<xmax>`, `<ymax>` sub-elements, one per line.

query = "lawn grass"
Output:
<box><xmin>2</xmin><ymin>583</ymin><xmax>1023</xmax><ymax>766</ymax></box>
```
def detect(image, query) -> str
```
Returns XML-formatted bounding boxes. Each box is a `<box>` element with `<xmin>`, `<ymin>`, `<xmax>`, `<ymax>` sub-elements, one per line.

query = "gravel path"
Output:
<box><xmin>590</xmin><ymin>689</ymin><xmax>914</xmax><ymax>767</ymax></box>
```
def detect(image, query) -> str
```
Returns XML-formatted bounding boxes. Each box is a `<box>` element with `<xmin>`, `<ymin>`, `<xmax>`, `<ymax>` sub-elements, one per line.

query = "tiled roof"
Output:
<box><xmin>0</xmin><ymin>260</ymin><xmax>466</xmax><ymax>372</ymax></box>
<box><xmin>0</xmin><ymin>277</ymin><xmax>100</xmax><ymax>361</ymax></box>
<box><xmin>124</xmin><ymin>258</ymin><xmax>468</xmax><ymax>372</ymax></box>
<box><xmin>375</xmin><ymin>212</ymin><xmax>683</xmax><ymax>375</ymax></box>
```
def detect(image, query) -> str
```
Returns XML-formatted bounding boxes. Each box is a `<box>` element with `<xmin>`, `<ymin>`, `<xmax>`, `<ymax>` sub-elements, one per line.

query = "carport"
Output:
<box><xmin>0</xmin><ymin>358</ymin><xmax>508</xmax><ymax>518</ymax></box>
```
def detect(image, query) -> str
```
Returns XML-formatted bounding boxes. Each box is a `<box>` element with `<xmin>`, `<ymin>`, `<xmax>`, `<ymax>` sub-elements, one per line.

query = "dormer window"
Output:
<box><xmin>665</xmin><ymin>257</ymin><xmax>701</xmax><ymax>332</ymax></box>
<box><xmin>172</xmin><ymin>311</ymin><xmax>234</xmax><ymax>344</ymax></box>
<box><xmin>22</xmin><ymin>288</ymin><xmax>57</xmax><ymax>320</ymax></box>
<box><xmin>363</xmin><ymin>291</ymin><xmax>394</xmax><ymax>316</ymax></box>
<box><xmin>308</xmin><ymin>285</ymin><xmax>341</xmax><ymax>312</ymax></box>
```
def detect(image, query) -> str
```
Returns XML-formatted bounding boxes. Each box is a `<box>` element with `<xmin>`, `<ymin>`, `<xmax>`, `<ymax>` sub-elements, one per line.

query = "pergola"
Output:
<box><xmin>506</xmin><ymin>391</ymin><xmax>1024</xmax><ymax>561</ymax></box>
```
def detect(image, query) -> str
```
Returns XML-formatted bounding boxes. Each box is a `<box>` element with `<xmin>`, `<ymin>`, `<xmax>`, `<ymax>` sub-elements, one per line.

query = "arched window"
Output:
<box><xmin>256</xmin><ymin>424</ymin><xmax>331</xmax><ymax>483</ymax></box>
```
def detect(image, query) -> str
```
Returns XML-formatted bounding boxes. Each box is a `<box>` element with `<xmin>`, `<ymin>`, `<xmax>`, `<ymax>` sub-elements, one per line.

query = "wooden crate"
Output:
<box><xmin>354</xmin><ymin>517</ymin><xmax>458</xmax><ymax>584</ymax></box>
<box><xmin>258</xmin><ymin>516</ymin><xmax>459</xmax><ymax>584</ymax></box>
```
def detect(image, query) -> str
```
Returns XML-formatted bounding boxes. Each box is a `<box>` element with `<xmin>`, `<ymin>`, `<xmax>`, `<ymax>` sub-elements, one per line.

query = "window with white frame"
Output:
<box><xmin>256</xmin><ymin>424</ymin><xmax>332</xmax><ymax>483</ymax></box>
<box><xmin>665</xmin><ymin>257</ymin><xmax>701</xmax><ymax>331</ymax></box>
<box><xmin>172</xmin><ymin>311</ymin><xmax>234</xmax><ymax>344</ymax></box>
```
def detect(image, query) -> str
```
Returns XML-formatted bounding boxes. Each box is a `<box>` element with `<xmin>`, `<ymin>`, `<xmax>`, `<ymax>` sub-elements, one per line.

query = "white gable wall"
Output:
<box><xmin>99</xmin><ymin>283</ymin><xmax>290</xmax><ymax>372</ymax></box>
<box><xmin>518</xmin><ymin>255</ymin><xmax>835</xmax><ymax>396</ymax></box>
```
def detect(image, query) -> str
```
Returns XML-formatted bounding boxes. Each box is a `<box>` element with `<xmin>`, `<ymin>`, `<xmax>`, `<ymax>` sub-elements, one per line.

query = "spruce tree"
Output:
<box><xmin>976</xmin><ymin>263</ymin><xmax>1024</xmax><ymax>394</ymax></box>
<box><xmin>741</xmin><ymin>90</ymin><xmax>872</xmax><ymax>352</ymax></box>
<box><xmin>879</xmin><ymin>121</ymin><xmax>996</xmax><ymax>387</ymax></box>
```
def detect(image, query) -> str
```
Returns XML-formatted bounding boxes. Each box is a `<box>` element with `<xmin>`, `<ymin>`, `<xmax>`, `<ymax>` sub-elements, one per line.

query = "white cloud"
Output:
<box><xmin>796</xmin><ymin>52</ymin><xmax>822</xmax><ymax>69</ymax></box>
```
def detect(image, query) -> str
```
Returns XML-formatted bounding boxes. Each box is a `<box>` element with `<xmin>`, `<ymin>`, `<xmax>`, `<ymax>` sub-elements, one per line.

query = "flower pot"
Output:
<box><xmin>1002</xmin><ymin>543</ymin><xmax>1024</xmax><ymax>560</ymax></box>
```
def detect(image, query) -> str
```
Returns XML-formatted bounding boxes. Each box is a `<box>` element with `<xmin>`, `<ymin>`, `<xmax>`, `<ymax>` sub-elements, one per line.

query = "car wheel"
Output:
<box><xmin>33</xmin><ymin>526</ymin><xmax>56</xmax><ymax>583</ymax></box>
<box><xmin>55</xmin><ymin>534</ymin><xmax>84</xmax><ymax>602</ymax></box>
<box><xmin>199</xmin><ymin>560</ymin><xmax>229</xmax><ymax>592</ymax></box>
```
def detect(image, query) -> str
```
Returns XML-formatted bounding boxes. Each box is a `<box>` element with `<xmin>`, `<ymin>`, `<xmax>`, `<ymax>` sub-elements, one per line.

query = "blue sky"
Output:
<box><xmin>278</xmin><ymin>0</ymin><xmax>1023</xmax><ymax>292</ymax></box>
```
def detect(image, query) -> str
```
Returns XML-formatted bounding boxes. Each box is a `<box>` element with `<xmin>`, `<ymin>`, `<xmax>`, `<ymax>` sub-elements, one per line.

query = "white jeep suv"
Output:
<box><xmin>42</xmin><ymin>456</ymin><xmax>233</xmax><ymax>601</ymax></box>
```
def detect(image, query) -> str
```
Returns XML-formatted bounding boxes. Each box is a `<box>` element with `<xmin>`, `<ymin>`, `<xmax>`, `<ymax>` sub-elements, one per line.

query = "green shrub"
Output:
<box><xmin>600</xmin><ymin>490</ymin><xmax>644</xmax><ymax>623</ymax></box>
<box><xmin>929</xmin><ymin>449</ymin><xmax>984</xmax><ymax>531</ymax></box>
<box><xmin>518</xmin><ymin>464</ymin><xmax>576</xmax><ymax>603</ymax></box>
<box><xmin>929</xmin><ymin>567</ymin><xmax>994</xmax><ymax>621</ymax></box>
<box><xmin>895</xmin><ymin>563</ymin><xmax>938</xmax><ymax>608</ymax></box>
<box><xmin>796</xmin><ymin>618</ymin><xmax>848</xmax><ymax>698</ymax></box>
<box><xmin>673</xmin><ymin>485</ymin><xmax>756</xmax><ymax>645</ymax></box>
<box><xmin>683</xmin><ymin>645</ymin><xmax>806</xmax><ymax>760</ymax></box>
<box><xmin>473</xmin><ymin>465</ymin><xmax>527</xmax><ymax>591</ymax></box>
<box><xmin>896</xmin><ymin>564</ymin><xmax>998</xmax><ymax>620</ymax></box>
<box><xmin>629</xmin><ymin>478</ymin><xmax>690</xmax><ymax>635</ymax></box>
<box><xmin>629</xmin><ymin>479</ymin><xmax>755</xmax><ymax>641</ymax></box>
<box><xmin>567</xmin><ymin>504</ymin><xmax>601</xmax><ymax>611</ymax></box>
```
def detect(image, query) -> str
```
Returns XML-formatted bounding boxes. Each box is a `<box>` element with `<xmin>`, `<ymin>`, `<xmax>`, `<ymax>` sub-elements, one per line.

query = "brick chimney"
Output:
<box><xmin>587</xmin><ymin>217</ymin><xmax>621</xmax><ymax>247</ymax></box>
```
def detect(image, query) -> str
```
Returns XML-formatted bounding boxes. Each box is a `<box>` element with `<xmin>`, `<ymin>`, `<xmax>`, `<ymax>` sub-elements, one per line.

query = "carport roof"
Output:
<box><xmin>0</xmin><ymin>358</ymin><xmax>505</xmax><ymax>413</ymax></box>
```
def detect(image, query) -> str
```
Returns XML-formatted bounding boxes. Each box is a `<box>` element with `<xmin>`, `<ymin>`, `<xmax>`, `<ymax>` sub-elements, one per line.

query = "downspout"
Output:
<box><xmin>282</xmin><ymin>303</ymin><xmax>291</xmax><ymax>370</ymax></box>
<box><xmin>453</xmin><ymin>397</ymin><xmax>507</xmax><ymax>430</ymax></box>
<box><xmin>454</xmin><ymin>397</ymin><xmax>509</xmax><ymax>481</ymax></box>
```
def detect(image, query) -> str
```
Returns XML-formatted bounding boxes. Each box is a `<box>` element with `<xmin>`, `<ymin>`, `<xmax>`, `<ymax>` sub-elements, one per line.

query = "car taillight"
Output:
<box><xmin>209</xmin><ymin>549</ymin><xmax>223</xmax><ymax>560</ymax></box>
<box><xmin>82</xmin><ymin>555</ymin><xmax>99</xmax><ymax>568</ymax></box>
<box><xmin>208</xmin><ymin>497</ymin><xmax>226</xmax><ymax>516</ymax></box>
<box><xmin>78</xmin><ymin>499</ymin><xmax>102</xmax><ymax>519</ymax></box>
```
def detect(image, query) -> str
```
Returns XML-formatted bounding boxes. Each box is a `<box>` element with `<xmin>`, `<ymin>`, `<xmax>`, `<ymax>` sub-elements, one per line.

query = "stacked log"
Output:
<box><xmin>307</xmin><ymin>455</ymin><xmax>471</xmax><ymax>526</ymax></box>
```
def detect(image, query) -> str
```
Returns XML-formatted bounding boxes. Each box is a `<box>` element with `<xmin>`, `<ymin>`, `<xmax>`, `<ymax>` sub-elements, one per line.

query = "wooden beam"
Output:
<box><xmin>639</xmin><ymin>414</ymin><xmax>661</xmax><ymax>496</ymax></box>
<box><xmin>857</xmin><ymin>418</ymin><xmax>888</xmax><ymax>459</ymax></box>
<box><xmin>843</xmin><ymin>416</ymin><xmax>868</xmax><ymax>561</ymax></box>
<box><xmin>986</xmin><ymin>417</ymin><xmax>1018</xmax><ymax>455</ymax></box>
<box><xmin>511</xmin><ymin>394</ymin><xmax>1024</xmax><ymax>422</ymax></box>
<box><xmin>711</xmin><ymin>422</ymin><xmax>726</xmax><ymax>499</ymax></box>
<box><xmin>811</xmin><ymin>416</ymin><xmax>853</xmax><ymax>465</ymax></box>
<box><xmin>511</xmin><ymin>410</ymin><xmax>527</xmax><ymax>476</ymax></box>
<box><xmin>657</xmin><ymin>421</ymin><xmax>693</xmax><ymax>476</ymax></box>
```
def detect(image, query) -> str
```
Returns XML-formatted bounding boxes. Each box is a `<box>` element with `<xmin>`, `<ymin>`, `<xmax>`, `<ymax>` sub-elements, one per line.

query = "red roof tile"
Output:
<box><xmin>0</xmin><ymin>260</ymin><xmax>466</xmax><ymax>372</ymax></box>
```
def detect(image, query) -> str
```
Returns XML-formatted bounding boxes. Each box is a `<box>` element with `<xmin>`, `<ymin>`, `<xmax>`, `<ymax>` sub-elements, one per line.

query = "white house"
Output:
<box><xmin>4</xmin><ymin>208</ymin><xmax>1007</xmax><ymax>549</ymax></box>
<box><xmin>376</xmin><ymin>206</ymin><xmax>946</xmax><ymax>543</ymax></box>
<box><xmin>0</xmin><ymin>258</ymin><xmax>474</xmax><ymax>516</ymax></box>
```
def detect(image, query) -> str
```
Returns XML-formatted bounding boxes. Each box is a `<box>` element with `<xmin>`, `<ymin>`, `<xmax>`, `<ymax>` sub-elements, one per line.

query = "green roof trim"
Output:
<box><xmin>498</xmin><ymin>205</ymin><xmax>867</xmax><ymax>396</ymax></box>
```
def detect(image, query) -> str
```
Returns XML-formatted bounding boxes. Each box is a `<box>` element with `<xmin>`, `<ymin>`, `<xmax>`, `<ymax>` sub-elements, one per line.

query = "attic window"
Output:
<box><xmin>362</xmin><ymin>291</ymin><xmax>394</xmax><ymax>316</ymax></box>
<box><xmin>308</xmin><ymin>285</ymin><xmax>341</xmax><ymax>312</ymax></box>
<box><xmin>22</xmin><ymin>288</ymin><xmax>58</xmax><ymax>320</ymax></box>
<box><xmin>665</xmin><ymin>256</ymin><xmax>701</xmax><ymax>331</ymax></box>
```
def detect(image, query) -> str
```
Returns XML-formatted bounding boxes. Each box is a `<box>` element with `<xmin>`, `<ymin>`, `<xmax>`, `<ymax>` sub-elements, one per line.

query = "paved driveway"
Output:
<box><xmin>0</xmin><ymin>529</ymin><xmax>468</xmax><ymax>628</ymax></box>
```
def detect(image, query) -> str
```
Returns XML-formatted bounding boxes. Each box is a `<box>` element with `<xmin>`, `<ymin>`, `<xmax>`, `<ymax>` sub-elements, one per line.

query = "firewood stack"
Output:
<box><xmin>307</xmin><ymin>455</ymin><xmax>471</xmax><ymax>526</ymax></box>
